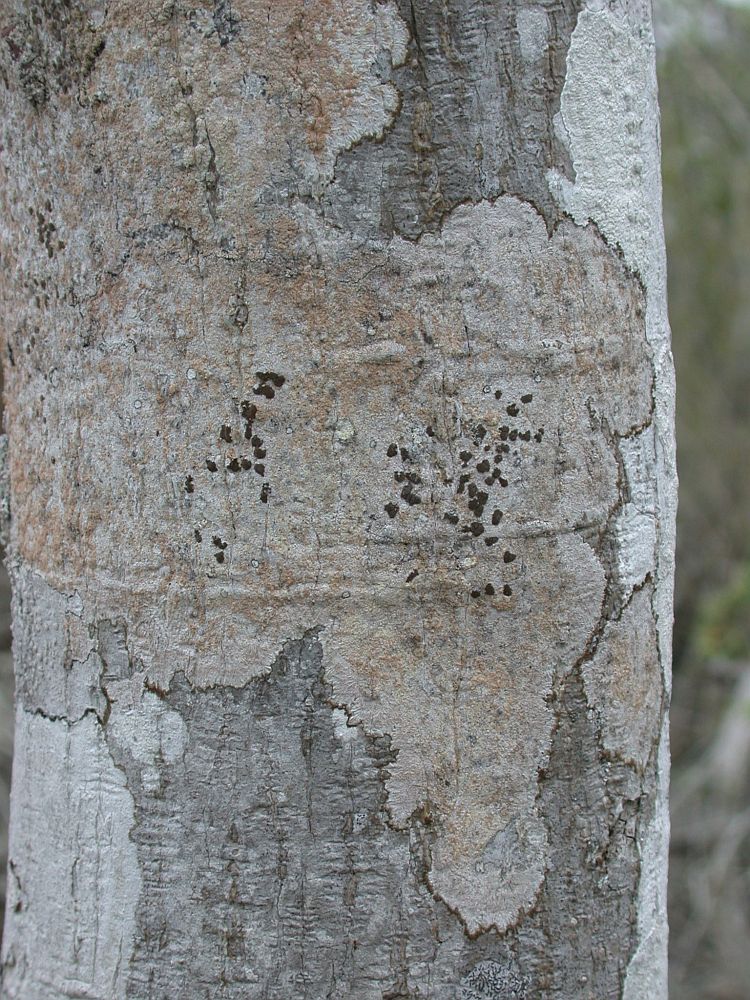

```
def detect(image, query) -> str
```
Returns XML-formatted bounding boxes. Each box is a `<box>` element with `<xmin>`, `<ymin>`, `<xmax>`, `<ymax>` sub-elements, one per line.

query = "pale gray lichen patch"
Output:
<box><xmin>582</xmin><ymin>583</ymin><xmax>662</xmax><ymax>770</ymax></box>
<box><xmin>622</xmin><ymin>721</ymin><xmax>670</xmax><ymax>1000</ymax></box>
<box><xmin>614</xmin><ymin>426</ymin><xmax>659</xmax><ymax>597</ymax></box>
<box><xmin>548</xmin><ymin>6</ymin><xmax>656</xmax><ymax>282</ymax></box>
<box><xmin>10</xmin><ymin>564</ymin><xmax>108</xmax><ymax>724</ymax></box>
<box><xmin>323</xmin><ymin>530</ymin><xmax>604</xmax><ymax>933</ymax></box>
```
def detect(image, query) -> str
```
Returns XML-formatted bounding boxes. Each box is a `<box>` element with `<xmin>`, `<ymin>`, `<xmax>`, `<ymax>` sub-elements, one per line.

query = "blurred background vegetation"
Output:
<box><xmin>0</xmin><ymin>2</ymin><xmax>749</xmax><ymax>996</ymax></box>
<box><xmin>658</xmin><ymin>0</ymin><xmax>750</xmax><ymax>996</ymax></box>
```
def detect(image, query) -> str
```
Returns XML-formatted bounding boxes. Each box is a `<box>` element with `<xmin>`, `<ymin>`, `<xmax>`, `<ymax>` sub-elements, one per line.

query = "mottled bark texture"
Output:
<box><xmin>0</xmin><ymin>1</ymin><xmax>675</xmax><ymax>997</ymax></box>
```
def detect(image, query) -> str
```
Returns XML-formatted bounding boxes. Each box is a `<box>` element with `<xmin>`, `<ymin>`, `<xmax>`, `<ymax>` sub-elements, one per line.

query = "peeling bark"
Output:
<box><xmin>0</xmin><ymin>1</ymin><xmax>674</xmax><ymax>997</ymax></box>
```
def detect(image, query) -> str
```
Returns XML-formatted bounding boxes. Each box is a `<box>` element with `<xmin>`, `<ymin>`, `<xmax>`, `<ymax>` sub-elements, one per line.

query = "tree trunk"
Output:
<box><xmin>0</xmin><ymin>1</ymin><xmax>675</xmax><ymax>997</ymax></box>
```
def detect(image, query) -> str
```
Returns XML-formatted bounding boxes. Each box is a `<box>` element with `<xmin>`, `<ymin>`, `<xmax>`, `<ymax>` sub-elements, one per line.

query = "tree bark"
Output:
<box><xmin>0</xmin><ymin>1</ymin><xmax>675</xmax><ymax>997</ymax></box>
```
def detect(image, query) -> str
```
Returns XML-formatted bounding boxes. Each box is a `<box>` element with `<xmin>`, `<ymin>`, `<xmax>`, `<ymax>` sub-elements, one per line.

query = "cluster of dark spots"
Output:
<box><xmin>383</xmin><ymin>440</ymin><xmax>425</xmax><ymax>516</ymax></box>
<box><xmin>495</xmin><ymin>392</ymin><xmax>541</xmax><ymax>444</ymax></box>
<box><xmin>252</xmin><ymin>371</ymin><xmax>286</xmax><ymax>400</ymax></box>
<box><xmin>470</xmin><ymin>581</ymin><xmax>511</xmax><ymax>599</ymax></box>
<box><xmin>212</xmin><ymin>536</ymin><xmax>228</xmax><ymax>563</ymax></box>
<box><xmin>406</xmin><ymin>569</ymin><xmax>419</xmax><ymax>583</ymax></box>
<box><xmin>25</xmin><ymin>274</ymin><xmax>50</xmax><ymax>312</ymax></box>
<box><xmin>260</xmin><ymin>483</ymin><xmax>270</xmax><ymax>504</ymax></box>
<box><xmin>381</xmin><ymin>400</ymin><xmax>531</xmax><ymax>599</ymax></box>
<box><xmin>184</xmin><ymin>475</ymin><xmax>195</xmax><ymax>494</ymax></box>
<box><xmin>194</xmin><ymin>528</ymin><xmax>202</xmax><ymax>543</ymax></box>
<box><xmin>6</xmin><ymin>4</ymin><xmax>106</xmax><ymax>108</ymax></box>
<box><xmin>206</xmin><ymin>413</ymin><xmax>269</xmax><ymax>482</ymax></box>
<box><xmin>31</xmin><ymin>203</ymin><xmax>64</xmax><ymax>258</ymax></box>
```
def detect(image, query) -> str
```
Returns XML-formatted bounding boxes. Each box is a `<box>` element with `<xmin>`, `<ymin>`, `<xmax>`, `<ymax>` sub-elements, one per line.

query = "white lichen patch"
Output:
<box><xmin>1</xmin><ymin>711</ymin><xmax>140</xmax><ymax>999</ymax></box>
<box><xmin>551</xmin><ymin>4</ymin><xmax>674</xmax><ymax>994</ymax></box>
<box><xmin>548</xmin><ymin>5</ymin><xmax>655</xmax><ymax>283</ymax></box>
<box><xmin>615</xmin><ymin>426</ymin><xmax>658</xmax><ymax>596</ymax></box>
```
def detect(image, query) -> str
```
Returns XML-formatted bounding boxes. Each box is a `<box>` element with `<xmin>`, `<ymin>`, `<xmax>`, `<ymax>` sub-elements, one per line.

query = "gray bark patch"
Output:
<box><xmin>94</xmin><ymin>629</ymin><xmax>646</xmax><ymax>998</ymax></box>
<box><xmin>322</xmin><ymin>0</ymin><xmax>581</xmax><ymax>237</ymax></box>
<box><xmin>513</xmin><ymin>669</ymin><xmax>646</xmax><ymax>997</ymax></box>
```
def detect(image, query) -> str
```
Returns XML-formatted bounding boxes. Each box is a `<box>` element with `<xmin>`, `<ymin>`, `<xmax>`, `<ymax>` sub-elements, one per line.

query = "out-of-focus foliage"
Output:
<box><xmin>658</xmin><ymin>2</ymin><xmax>750</xmax><ymax>997</ymax></box>
<box><xmin>695</xmin><ymin>561</ymin><xmax>750</xmax><ymax>662</ymax></box>
<box><xmin>658</xmin><ymin>0</ymin><xmax>750</xmax><ymax>661</ymax></box>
